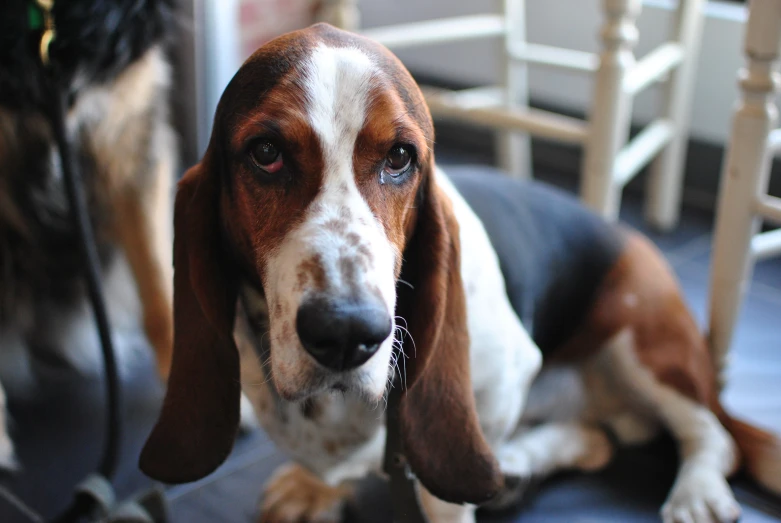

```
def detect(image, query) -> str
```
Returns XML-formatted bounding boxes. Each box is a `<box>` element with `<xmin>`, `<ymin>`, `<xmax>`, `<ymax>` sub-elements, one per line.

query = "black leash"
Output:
<box><xmin>46</xmin><ymin>63</ymin><xmax>123</xmax><ymax>485</ymax></box>
<box><xmin>34</xmin><ymin>0</ymin><xmax>122</xmax><ymax>519</ymax></box>
<box><xmin>383</xmin><ymin>370</ymin><xmax>430</xmax><ymax>523</ymax></box>
<box><xmin>46</xmin><ymin>77</ymin><xmax>123</xmax><ymax>522</ymax></box>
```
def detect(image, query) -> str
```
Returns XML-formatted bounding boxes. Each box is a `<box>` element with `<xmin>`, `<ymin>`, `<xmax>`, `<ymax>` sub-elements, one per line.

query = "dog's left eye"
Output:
<box><xmin>384</xmin><ymin>145</ymin><xmax>412</xmax><ymax>177</ymax></box>
<box><xmin>249</xmin><ymin>140</ymin><xmax>283</xmax><ymax>173</ymax></box>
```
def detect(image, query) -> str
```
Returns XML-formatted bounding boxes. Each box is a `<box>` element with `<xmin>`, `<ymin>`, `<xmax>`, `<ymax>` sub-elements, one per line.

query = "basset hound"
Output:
<box><xmin>139</xmin><ymin>23</ymin><xmax>781</xmax><ymax>523</ymax></box>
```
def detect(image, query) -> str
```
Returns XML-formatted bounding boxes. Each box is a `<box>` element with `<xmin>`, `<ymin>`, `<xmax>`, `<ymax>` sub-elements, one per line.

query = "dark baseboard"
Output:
<box><xmin>412</xmin><ymin>72</ymin><xmax>781</xmax><ymax>215</ymax></box>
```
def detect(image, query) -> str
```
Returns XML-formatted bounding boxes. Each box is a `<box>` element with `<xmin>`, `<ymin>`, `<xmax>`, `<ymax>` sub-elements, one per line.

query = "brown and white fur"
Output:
<box><xmin>140</xmin><ymin>24</ymin><xmax>781</xmax><ymax>523</ymax></box>
<box><xmin>0</xmin><ymin>4</ymin><xmax>176</xmax><ymax>468</ymax></box>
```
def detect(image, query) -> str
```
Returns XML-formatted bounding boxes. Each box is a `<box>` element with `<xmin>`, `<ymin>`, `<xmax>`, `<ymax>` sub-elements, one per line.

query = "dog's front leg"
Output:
<box><xmin>260</xmin><ymin>462</ymin><xmax>353</xmax><ymax>523</ymax></box>
<box><xmin>254</xmin><ymin>407</ymin><xmax>384</xmax><ymax>523</ymax></box>
<box><xmin>239</xmin><ymin>340</ymin><xmax>384</xmax><ymax>522</ymax></box>
<box><xmin>252</xmin><ymin>397</ymin><xmax>385</xmax><ymax>523</ymax></box>
<box><xmin>485</xmin><ymin>421</ymin><xmax>615</xmax><ymax>511</ymax></box>
<box><xmin>259</xmin><ymin>461</ymin><xmax>477</xmax><ymax>523</ymax></box>
<box><xmin>111</xmin><ymin>148</ymin><xmax>174</xmax><ymax>380</ymax></box>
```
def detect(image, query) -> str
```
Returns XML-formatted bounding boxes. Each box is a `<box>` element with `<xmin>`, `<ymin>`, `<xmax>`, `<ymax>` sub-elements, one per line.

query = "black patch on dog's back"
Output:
<box><xmin>448</xmin><ymin>169</ymin><xmax>626</xmax><ymax>356</ymax></box>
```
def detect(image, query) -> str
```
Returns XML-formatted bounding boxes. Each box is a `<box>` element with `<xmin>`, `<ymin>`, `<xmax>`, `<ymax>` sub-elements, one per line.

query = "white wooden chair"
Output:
<box><xmin>318</xmin><ymin>0</ymin><xmax>705</xmax><ymax>229</ymax></box>
<box><xmin>708</xmin><ymin>0</ymin><xmax>781</xmax><ymax>389</ymax></box>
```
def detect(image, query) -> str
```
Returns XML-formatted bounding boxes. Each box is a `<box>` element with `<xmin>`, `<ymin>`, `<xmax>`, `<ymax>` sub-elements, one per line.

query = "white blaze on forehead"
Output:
<box><xmin>262</xmin><ymin>44</ymin><xmax>397</xmax><ymax>400</ymax></box>
<box><xmin>302</xmin><ymin>44</ymin><xmax>376</xmax><ymax>163</ymax></box>
<box><xmin>295</xmin><ymin>42</ymin><xmax>396</xmax><ymax>308</ymax></box>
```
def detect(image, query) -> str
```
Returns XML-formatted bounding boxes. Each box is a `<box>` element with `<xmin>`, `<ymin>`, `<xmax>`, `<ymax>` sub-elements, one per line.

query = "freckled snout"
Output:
<box><xmin>296</xmin><ymin>295</ymin><xmax>392</xmax><ymax>371</ymax></box>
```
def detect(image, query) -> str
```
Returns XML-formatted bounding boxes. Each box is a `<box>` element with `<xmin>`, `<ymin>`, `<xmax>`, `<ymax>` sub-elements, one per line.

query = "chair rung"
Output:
<box><xmin>425</xmin><ymin>89</ymin><xmax>588</xmax><ymax>144</ymax></box>
<box><xmin>360</xmin><ymin>15</ymin><xmax>505</xmax><ymax>50</ymax></box>
<box><xmin>420</xmin><ymin>85</ymin><xmax>504</xmax><ymax>110</ymax></box>
<box><xmin>508</xmin><ymin>42</ymin><xmax>598</xmax><ymax>73</ymax></box>
<box><xmin>751</xmin><ymin>228</ymin><xmax>781</xmax><ymax>261</ymax></box>
<box><xmin>615</xmin><ymin>119</ymin><xmax>674</xmax><ymax>186</ymax></box>
<box><xmin>624</xmin><ymin>43</ymin><xmax>683</xmax><ymax>95</ymax></box>
<box><xmin>755</xmin><ymin>195</ymin><xmax>781</xmax><ymax>225</ymax></box>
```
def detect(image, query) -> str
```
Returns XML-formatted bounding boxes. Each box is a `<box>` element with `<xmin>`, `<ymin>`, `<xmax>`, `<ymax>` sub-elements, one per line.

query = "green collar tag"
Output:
<box><xmin>28</xmin><ymin>3</ymin><xmax>43</xmax><ymax>31</ymax></box>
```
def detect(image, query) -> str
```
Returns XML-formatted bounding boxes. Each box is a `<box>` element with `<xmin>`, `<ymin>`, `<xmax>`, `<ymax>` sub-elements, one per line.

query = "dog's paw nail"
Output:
<box><xmin>259</xmin><ymin>463</ymin><xmax>348</xmax><ymax>523</ymax></box>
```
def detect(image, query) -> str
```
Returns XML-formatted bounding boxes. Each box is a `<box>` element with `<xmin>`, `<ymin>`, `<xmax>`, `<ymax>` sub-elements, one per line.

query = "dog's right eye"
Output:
<box><xmin>249</xmin><ymin>140</ymin><xmax>283</xmax><ymax>173</ymax></box>
<box><xmin>384</xmin><ymin>144</ymin><xmax>412</xmax><ymax>176</ymax></box>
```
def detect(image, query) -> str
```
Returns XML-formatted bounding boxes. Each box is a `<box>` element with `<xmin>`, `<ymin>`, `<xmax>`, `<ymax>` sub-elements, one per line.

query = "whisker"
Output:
<box><xmin>396</xmin><ymin>279</ymin><xmax>414</xmax><ymax>290</ymax></box>
<box><xmin>393</xmin><ymin>318</ymin><xmax>416</xmax><ymax>360</ymax></box>
<box><xmin>401</xmin><ymin>347</ymin><xmax>408</xmax><ymax>390</ymax></box>
<box><xmin>258</xmin><ymin>330</ymin><xmax>274</xmax><ymax>356</ymax></box>
<box><xmin>390</xmin><ymin>325</ymin><xmax>410</xmax><ymax>391</ymax></box>
<box><xmin>239</xmin><ymin>329</ymin><xmax>276</xmax><ymax>387</ymax></box>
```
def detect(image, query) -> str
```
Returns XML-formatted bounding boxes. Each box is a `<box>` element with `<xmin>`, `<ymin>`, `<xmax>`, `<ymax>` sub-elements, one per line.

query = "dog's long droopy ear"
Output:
<box><xmin>395</xmin><ymin>170</ymin><xmax>502</xmax><ymax>505</ymax></box>
<box><xmin>139</xmin><ymin>150</ymin><xmax>241</xmax><ymax>483</ymax></box>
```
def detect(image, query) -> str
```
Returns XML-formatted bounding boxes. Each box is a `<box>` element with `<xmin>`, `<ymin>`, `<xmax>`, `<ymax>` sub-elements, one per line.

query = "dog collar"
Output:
<box><xmin>383</xmin><ymin>378</ymin><xmax>430</xmax><ymax>523</ymax></box>
<box><xmin>28</xmin><ymin>0</ymin><xmax>55</xmax><ymax>66</ymax></box>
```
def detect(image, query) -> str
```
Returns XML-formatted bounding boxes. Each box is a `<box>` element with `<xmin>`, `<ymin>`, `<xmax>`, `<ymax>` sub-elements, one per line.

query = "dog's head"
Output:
<box><xmin>140</xmin><ymin>23</ymin><xmax>501</xmax><ymax>504</ymax></box>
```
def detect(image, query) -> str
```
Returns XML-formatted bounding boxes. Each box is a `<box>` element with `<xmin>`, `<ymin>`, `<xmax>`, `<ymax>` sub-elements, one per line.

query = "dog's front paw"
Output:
<box><xmin>574</xmin><ymin>428</ymin><xmax>613</xmax><ymax>471</ymax></box>
<box><xmin>661</xmin><ymin>470</ymin><xmax>741</xmax><ymax>523</ymax></box>
<box><xmin>259</xmin><ymin>463</ymin><xmax>350</xmax><ymax>523</ymax></box>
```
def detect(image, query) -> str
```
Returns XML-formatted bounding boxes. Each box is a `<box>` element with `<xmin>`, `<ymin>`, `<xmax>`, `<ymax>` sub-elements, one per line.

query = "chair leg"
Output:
<box><xmin>581</xmin><ymin>0</ymin><xmax>641</xmax><ymax>220</ymax></box>
<box><xmin>315</xmin><ymin>0</ymin><xmax>361</xmax><ymax>31</ymax></box>
<box><xmin>708</xmin><ymin>0</ymin><xmax>781</xmax><ymax>389</ymax></box>
<box><xmin>645</xmin><ymin>0</ymin><xmax>706</xmax><ymax>231</ymax></box>
<box><xmin>497</xmin><ymin>0</ymin><xmax>532</xmax><ymax>179</ymax></box>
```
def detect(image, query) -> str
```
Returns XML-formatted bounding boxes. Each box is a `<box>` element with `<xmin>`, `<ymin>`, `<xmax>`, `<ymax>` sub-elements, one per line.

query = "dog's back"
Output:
<box><xmin>449</xmin><ymin>169</ymin><xmax>625</xmax><ymax>356</ymax></box>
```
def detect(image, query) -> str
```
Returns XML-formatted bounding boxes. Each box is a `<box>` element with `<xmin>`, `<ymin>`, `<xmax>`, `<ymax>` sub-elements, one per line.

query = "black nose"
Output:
<box><xmin>296</xmin><ymin>296</ymin><xmax>392</xmax><ymax>371</ymax></box>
